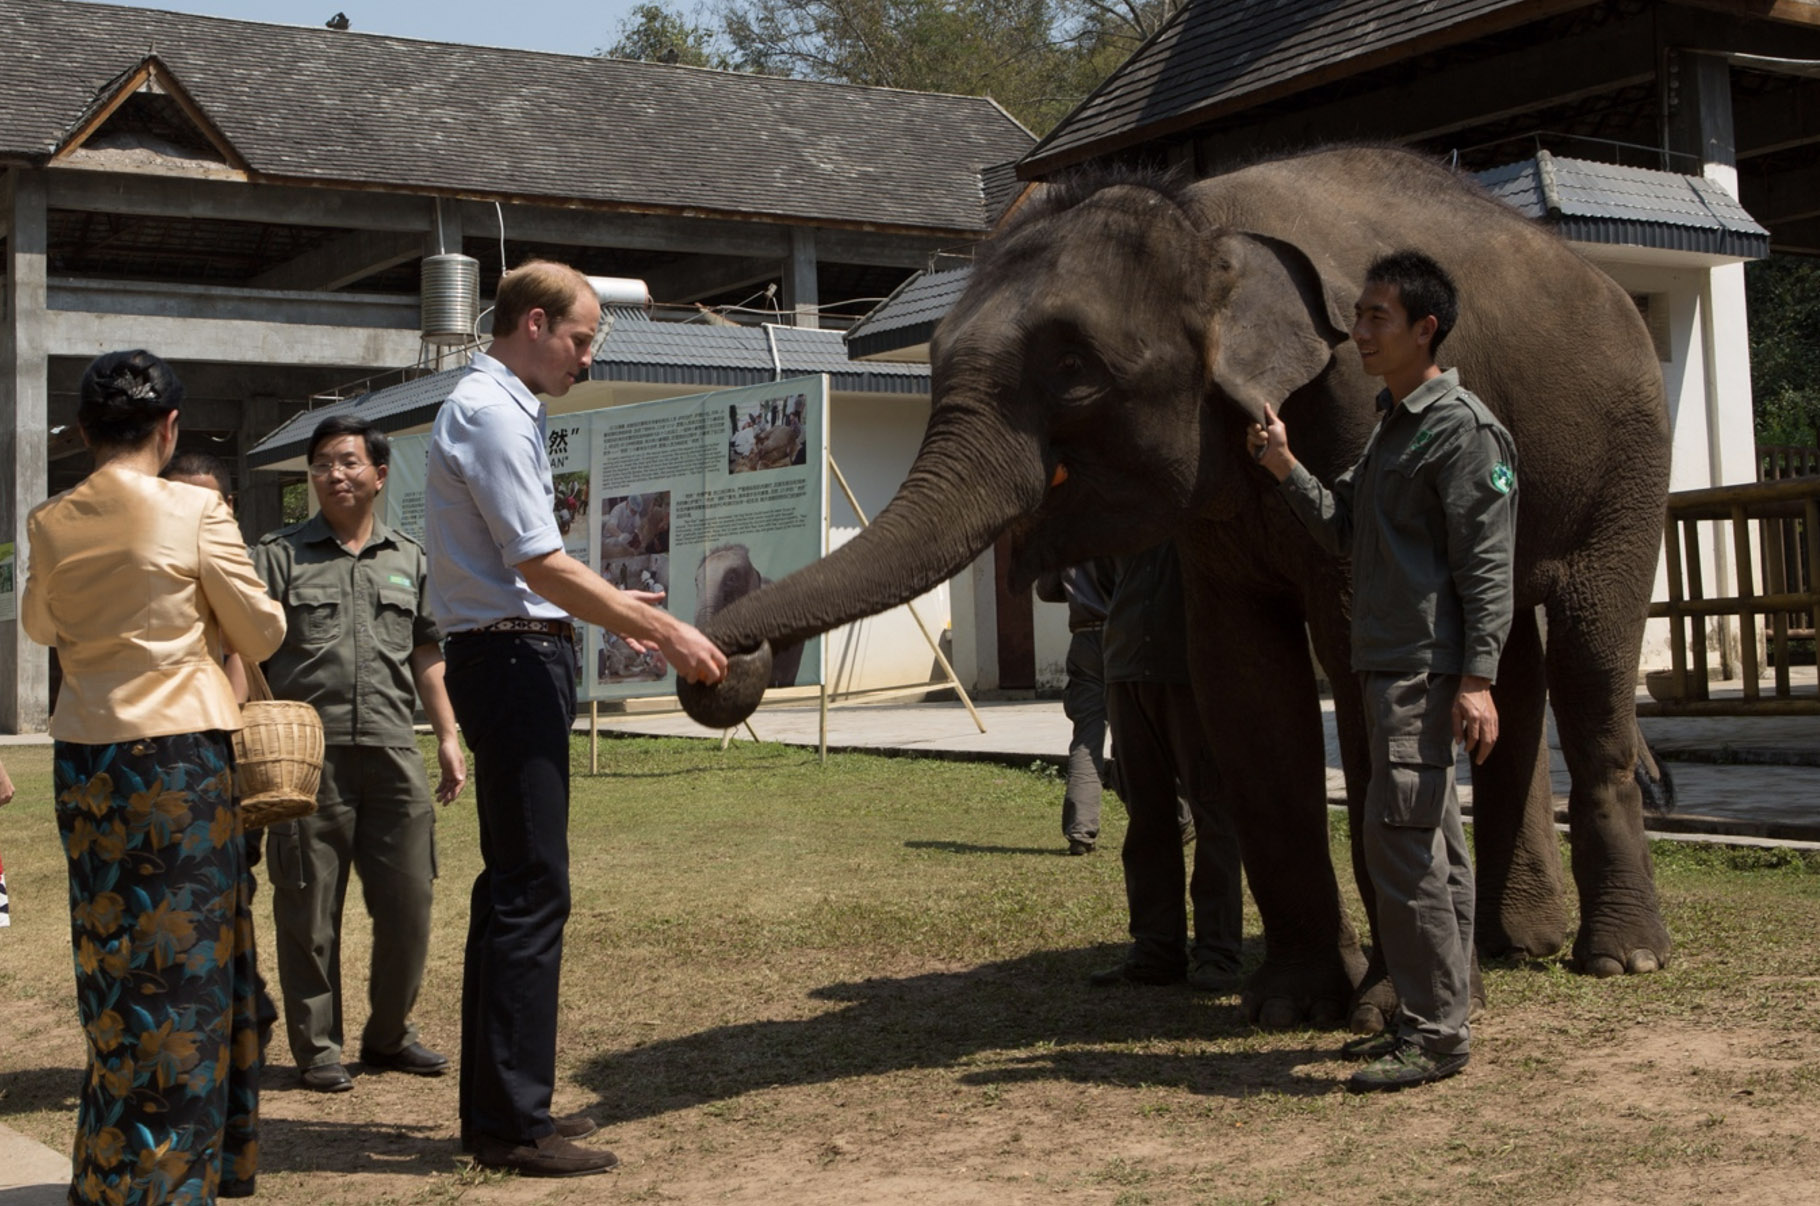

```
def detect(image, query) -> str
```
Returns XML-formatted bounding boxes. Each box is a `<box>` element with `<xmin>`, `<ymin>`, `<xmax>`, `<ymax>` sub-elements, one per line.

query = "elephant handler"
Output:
<box><xmin>425</xmin><ymin>259</ymin><xmax>726</xmax><ymax>1177</ymax></box>
<box><xmin>1248</xmin><ymin>249</ymin><xmax>1517</xmax><ymax>1093</ymax></box>
<box><xmin>252</xmin><ymin>415</ymin><xmax>467</xmax><ymax>1094</ymax></box>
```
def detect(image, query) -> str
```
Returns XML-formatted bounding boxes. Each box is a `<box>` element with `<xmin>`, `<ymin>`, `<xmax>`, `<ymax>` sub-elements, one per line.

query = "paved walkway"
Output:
<box><xmin>588</xmin><ymin>680</ymin><xmax>1820</xmax><ymax>847</ymax></box>
<box><xmin>0</xmin><ymin>1123</ymin><xmax>68</xmax><ymax>1205</ymax></box>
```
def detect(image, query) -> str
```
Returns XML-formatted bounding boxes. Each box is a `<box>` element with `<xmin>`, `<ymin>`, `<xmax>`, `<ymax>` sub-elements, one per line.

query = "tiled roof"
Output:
<box><xmin>844</xmin><ymin>263</ymin><xmax>974</xmax><ymax>360</ymax></box>
<box><xmin>3</xmin><ymin>0</ymin><xmax>1033</xmax><ymax>232</ymax></box>
<box><xmin>1026</xmin><ymin>0</ymin><xmax>1533</xmax><ymax>173</ymax></box>
<box><xmin>248</xmin><ymin>320</ymin><xmax>929</xmax><ymax>466</ymax></box>
<box><xmin>1478</xmin><ymin>152</ymin><xmax>1767</xmax><ymax>232</ymax></box>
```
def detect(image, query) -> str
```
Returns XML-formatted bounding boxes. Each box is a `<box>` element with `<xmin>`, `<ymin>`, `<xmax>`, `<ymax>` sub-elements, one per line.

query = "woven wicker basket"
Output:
<box><xmin>233</xmin><ymin>659</ymin><xmax>324</xmax><ymax>830</ymax></box>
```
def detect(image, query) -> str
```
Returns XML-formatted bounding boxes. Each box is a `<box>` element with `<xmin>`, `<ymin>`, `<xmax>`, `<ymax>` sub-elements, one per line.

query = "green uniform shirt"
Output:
<box><xmin>251</xmin><ymin>513</ymin><xmax>442</xmax><ymax>748</ymax></box>
<box><xmin>1279</xmin><ymin>368</ymin><xmax>1518</xmax><ymax>681</ymax></box>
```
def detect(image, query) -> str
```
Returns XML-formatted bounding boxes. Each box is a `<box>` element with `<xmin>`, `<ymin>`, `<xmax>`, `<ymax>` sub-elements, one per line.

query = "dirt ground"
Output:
<box><xmin>12</xmin><ymin>972</ymin><xmax>1820</xmax><ymax>1204</ymax></box>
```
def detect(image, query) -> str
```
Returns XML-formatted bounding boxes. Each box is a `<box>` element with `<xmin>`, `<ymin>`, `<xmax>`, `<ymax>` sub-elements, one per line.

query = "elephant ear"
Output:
<box><xmin>1205</xmin><ymin>231</ymin><xmax>1356</xmax><ymax>425</ymax></box>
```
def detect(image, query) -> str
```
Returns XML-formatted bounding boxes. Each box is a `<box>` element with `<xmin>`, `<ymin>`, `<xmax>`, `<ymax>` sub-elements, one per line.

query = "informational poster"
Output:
<box><xmin>0</xmin><ymin>542</ymin><xmax>15</xmax><ymax>622</ymax></box>
<box><xmin>383</xmin><ymin>376</ymin><xmax>830</xmax><ymax>702</ymax></box>
<box><xmin>588</xmin><ymin>378</ymin><xmax>828</xmax><ymax>700</ymax></box>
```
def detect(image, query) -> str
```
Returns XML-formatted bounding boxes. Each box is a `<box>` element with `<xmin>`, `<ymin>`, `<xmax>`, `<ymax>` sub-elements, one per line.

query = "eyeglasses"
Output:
<box><xmin>308</xmin><ymin>457</ymin><xmax>373</xmax><ymax>478</ymax></box>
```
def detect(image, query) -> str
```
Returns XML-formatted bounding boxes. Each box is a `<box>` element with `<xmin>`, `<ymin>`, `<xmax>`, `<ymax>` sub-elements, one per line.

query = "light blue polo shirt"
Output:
<box><xmin>424</xmin><ymin>351</ymin><xmax>567</xmax><ymax>632</ymax></box>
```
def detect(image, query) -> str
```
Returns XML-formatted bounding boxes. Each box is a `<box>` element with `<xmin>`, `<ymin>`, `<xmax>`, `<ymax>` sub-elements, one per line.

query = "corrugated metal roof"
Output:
<box><xmin>249</xmin><ymin>323</ymin><xmax>929</xmax><ymax>466</ymax></box>
<box><xmin>2</xmin><ymin>0</ymin><xmax>1033</xmax><ymax>233</ymax></box>
<box><xmin>1026</xmin><ymin>0</ymin><xmax>1537</xmax><ymax>173</ymax></box>
<box><xmin>843</xmin><ymin>264</ymin><xmax>975</xmax><ymax>360</ymax></box>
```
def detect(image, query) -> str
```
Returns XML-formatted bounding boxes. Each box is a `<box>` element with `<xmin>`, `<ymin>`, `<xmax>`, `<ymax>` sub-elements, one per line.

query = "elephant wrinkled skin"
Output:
<box><xmin>677</xmin><ymin>147</ymin><xmax>1674</xmax><ymax>1028</ymax></box>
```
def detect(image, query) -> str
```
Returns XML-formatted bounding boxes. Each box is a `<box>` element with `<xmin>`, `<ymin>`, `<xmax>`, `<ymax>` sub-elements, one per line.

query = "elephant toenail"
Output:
<box><xmin>1584</xmin><ymin>955</ymin><xmax>1624</xmax><ymax>978</ymax></box>
<box><xmin>1628</xmin><ymin>950</ymin><xmax>1660</xmax><ymax>974</ymax></box>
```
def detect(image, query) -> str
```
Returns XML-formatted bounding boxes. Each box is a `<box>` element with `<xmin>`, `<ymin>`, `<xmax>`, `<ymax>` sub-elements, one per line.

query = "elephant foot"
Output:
<box><xmin>1240</xmin><ymin>947</ymin><xmax>1363</xmax><ymax>1030</ymax></box>
<box><xmin>1572</xmin><ymin>910</ymin><xmax>1671</xmax><ymax>978</ymax></box>
<box><xmin>1348</xmin><ymin>959</ymin><xmax>1396</xmax><ymax>1035</ymax></box>
<box><xmin>1476</xmin><ymin>909</ymin><xmax>1567</xmax><ymax>962</ymax></box>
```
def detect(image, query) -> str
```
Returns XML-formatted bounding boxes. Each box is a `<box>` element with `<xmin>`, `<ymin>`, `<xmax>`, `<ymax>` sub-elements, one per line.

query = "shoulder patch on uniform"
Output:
<box><xmin>1490</xmin><ymin>463</ymin><xmax>1515</xmax><ymax>494</ymax></box>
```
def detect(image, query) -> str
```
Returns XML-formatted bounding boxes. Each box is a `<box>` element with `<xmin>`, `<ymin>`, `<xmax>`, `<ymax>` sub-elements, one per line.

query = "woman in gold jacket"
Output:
<box><xmin>23</xmin><ymin>349</ymin><xmax>286</xmax><ymax>1205</ymax></box>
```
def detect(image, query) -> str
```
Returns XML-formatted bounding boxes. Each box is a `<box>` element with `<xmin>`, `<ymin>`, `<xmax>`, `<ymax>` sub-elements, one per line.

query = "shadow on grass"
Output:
<box><xmin>903</xmin><ymin>840</ymin><xmax>1072</xmax><ymax>856</ymax></box>
<box><xmin>576</xmin><ymin>946</ymin><xmax>1335</xmax><ymax>1123</ymax></box>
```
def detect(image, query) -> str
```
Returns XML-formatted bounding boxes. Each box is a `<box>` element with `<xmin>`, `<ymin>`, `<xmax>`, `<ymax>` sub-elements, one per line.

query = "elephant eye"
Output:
<box><xmin>1058</xmin><ymin>352</ymin><xmax>1085</xmax><ymax>375</ymax></box>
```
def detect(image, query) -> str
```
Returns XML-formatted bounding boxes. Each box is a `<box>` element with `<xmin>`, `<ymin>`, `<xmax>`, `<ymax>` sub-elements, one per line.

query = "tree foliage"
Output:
<box><xmin>602</xmin><ymin>2</ymin><xmax>730</xmax><ymax>69</ymax></box>
<box><xmin>1745</xmin><ymin>255</ymin><xmax>1820</xmax><ymax>450</ymax></box>
<box><xmin>600</xmin><ymin>0</ymin><xmax>1183</xmax><ymax>134</ymax></box>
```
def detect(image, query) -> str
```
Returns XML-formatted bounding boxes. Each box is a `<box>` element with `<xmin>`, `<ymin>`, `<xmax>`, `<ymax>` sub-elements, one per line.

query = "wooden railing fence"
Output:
<box><xmin>1645</xmin><ymin>467</ymin><xmax>1820</xmax><ymax>717</ymax></box>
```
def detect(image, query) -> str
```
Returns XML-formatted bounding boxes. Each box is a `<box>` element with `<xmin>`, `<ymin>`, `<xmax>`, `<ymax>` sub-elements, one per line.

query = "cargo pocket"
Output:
<box><xmin>1383</xmin><ymin>730</ymin><xmax>1453</xmax><ymax>828</ymax></box>
<box><xmin>375</xmin><ymin>584</ymin><xmax>416</xmax><ymax>652</ymax></box>
<box><xmin>265</xmin><ymin>821</ymin><xmax>307</xmax><ymax>890</ymax></box>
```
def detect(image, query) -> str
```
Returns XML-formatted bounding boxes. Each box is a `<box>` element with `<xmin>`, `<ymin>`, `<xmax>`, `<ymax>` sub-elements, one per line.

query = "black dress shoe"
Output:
<box><xmin>460</xmin><ymin>1111</ymin><xmax>598</xmax><ymax>1153</ymax></box>
<box><xmin>1066</xmin><ymin>839</ymin><xmax>1095</xmax><ymax>856</ymax></box>
<box><xmin>358</xmin><ymin>1041</ymin><xmax>450</xmax><ymax>1076</ymax></box>
<box><xmin>470</xmin><ymin>1131</ymin><xmax>619</xmax><ymax>1177</ymax></box>
<box><xmin>300</xmin><ymin>1063</ymin><xmax>354</xmax><ymax>1093</ymax></box>
<box><xmin>1088</xmin><ymin>962</ymin><xmax>1186</xmax><ymax>987</ymax></box>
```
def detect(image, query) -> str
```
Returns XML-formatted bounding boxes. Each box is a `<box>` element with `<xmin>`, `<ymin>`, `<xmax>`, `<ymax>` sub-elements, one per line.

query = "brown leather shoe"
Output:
<box><xmin>461</xmin><ymin>1113</ymin><xmax>601</xmax><ymax>1157</ymax></box>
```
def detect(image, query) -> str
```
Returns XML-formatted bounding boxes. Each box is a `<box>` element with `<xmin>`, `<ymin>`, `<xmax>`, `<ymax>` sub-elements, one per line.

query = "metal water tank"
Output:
<box><xmin>421</xmin><ymin>254</ymin><xmax>480</xmax><ymax>344</ymax></box>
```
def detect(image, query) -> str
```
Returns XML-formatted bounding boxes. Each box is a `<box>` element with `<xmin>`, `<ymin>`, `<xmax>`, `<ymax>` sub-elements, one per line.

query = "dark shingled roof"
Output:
<box><xmin>249</xmin><ymin>317</ymin><xmax>929</xmax><ymax>466</ymax></box>
<box><xmin>3</xmin><ymin>0</ymin><xmax>1033</xmax><ymax>232</ymax></box>
<box><xmin>1025</xmin><ymin>0</ymin><xmax>1538</xmax><ymax>174</ymax></box>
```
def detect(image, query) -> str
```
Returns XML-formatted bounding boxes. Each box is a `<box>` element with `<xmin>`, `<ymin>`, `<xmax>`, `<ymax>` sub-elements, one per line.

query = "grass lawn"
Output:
<box><xmin>3</xmin><ymin>734</ymin><xmax>1819</xmax><ymax>1204</ymax></box>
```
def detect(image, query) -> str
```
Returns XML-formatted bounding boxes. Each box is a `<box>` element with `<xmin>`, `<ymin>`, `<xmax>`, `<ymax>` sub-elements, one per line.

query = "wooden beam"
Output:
<box><xmin>1733</xmin><ymin>77</ymin><xmax>1820</xmax><ymax>158</ymax></box>
<box><xmin>52</xmin><ymin>61</ymin><xmax>156</xmax><ymax>160</ymax></box>
<box><xmin>45</xmin><ymin>310</ymin><xmax>423</xmax><ymax>369</ymax></box>
<box><xmin>643</xmin><ymin>255</ymin><xmax>780</xmax><ymax>305</ymax></box>
<box><xmin>248</xmin><ymin>228</ymin><xmax>425</xmax><ymax>291</ymax></box>
<box><xmin>1196</xmin><ymin>13</ymin><xmax>1659</xmax><ymax>170</ymax></box>
<box><xmin>1741</xmin><ymin>158</ymin><xmax>1820</xmax><ymax>222</ymax></box>
<box><xmin>1672</xmin><ymin>0</ymin><xmax>1820</xmax><ymax>30</ymax></box>
<box><xmin>785</xmin><ymin>228</ymin><xmax>819</xmax><ymax>329</ymax></box>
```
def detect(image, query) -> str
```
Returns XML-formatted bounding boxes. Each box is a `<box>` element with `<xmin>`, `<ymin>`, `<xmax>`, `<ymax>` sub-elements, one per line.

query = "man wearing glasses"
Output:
<box><xmin>251</xmin><ymin>415</ymin><xmax>467</xmax><ymax>1094</ymax></box>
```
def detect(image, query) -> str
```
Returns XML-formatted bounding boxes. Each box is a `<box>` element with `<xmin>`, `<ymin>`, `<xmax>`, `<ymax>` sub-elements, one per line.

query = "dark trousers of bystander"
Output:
<box><xmin>1061</xmin><ymin>627</ymin><xmax>1107</xmax><ymax>846</ymax></box>
<box><xmin>444</xmin><ymin>630</ymin><xmax>577</xmax><ymax>1144</ymax></box>
<box><xmin>1105</xmin><ymin>680</ymin><xmax>1243</xmax><ymax>976</ymax></box>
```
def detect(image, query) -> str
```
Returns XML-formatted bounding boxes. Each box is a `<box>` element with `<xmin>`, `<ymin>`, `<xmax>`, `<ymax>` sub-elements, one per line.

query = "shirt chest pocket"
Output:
<box><xmin>288</xmin><ymin>585</ymin><xmax>342</xmax><ymax>647</ymax></box>
<box><xmin>375</xmin><ymin>583</ymin><xmax>417</xmax><ymax>652</ymax></box>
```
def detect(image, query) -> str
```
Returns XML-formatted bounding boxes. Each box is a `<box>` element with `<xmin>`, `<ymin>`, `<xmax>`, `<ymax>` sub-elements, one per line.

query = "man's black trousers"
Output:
<box><xmin>444</xmin><ymin>630</ymin><xmax>577</xmax><ymax>1143</ymax></box>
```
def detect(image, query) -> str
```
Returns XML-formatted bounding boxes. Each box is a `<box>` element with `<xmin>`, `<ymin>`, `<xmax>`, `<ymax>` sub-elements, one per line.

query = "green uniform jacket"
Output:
<box><xmin>1279</xmin><ymin>368</ymin><xmax>1518</xmax><ymax>681</ymax></box>
<box><xmin>250</xmin><ymin>513</ymin><xmax>441</xmax><ymax>747</ymax></box>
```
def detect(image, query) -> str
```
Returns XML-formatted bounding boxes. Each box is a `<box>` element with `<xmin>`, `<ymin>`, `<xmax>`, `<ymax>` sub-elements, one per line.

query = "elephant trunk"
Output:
<box><xmin>678</xmin><ymin>406</ymin><xmax>1044</xmax><ymax>727</ymax></box>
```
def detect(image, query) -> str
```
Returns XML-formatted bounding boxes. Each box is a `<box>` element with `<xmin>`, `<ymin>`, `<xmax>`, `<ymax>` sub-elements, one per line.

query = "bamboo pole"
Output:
<box><xmin>827</xmin><ymin>455</ymin><xmax>986</xmax><ymax>734</ymax></box>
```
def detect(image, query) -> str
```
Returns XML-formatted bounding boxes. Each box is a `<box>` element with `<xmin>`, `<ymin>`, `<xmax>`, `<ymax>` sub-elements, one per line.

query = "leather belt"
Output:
<box><xmin>455</xmin><ymin>618</ymin><xmax>576</xmax><ymax>642</ymax></box>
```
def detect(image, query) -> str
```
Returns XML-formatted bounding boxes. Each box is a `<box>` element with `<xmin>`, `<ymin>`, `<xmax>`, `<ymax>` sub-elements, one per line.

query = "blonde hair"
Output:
<box><xmin>494</xmin><ymin>260</ymin><xmax>592</xmax><ymax>338</ymax></box>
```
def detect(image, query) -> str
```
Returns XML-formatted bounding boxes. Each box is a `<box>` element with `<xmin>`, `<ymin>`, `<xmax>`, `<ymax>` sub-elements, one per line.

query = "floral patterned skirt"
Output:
<box><xmin>55</xmin><ymin>731</ymin><xmax>261</xmax><ymax>1205</ymax></box>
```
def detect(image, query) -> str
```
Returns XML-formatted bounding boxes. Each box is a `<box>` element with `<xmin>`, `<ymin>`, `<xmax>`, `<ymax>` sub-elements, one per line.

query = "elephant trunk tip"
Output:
<box><xmin>677</xmin><ymin>641</ymin><xmax>774</xmax><ymax>730</ymax></box>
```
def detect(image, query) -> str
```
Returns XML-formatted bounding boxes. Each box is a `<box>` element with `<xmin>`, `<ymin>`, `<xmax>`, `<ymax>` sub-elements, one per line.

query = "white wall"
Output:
<box><xmin>1587</xmin><ymin>251</ymin><xmax>1758</xmax><ymax>677</ymax></box>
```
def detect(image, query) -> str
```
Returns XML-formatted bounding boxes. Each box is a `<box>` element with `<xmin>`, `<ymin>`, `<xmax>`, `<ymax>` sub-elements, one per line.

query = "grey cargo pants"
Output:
<box><xmin>1360</xmin><ymin>671</ymin><xmax>1475</xmax><ymax>1056</ymax></box>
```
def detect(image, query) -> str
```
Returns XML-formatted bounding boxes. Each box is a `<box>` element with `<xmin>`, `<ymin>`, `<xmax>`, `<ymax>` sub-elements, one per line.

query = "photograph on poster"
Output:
<box><xmin>694</xmin><ymin>543</ymin><xmax>802</xmax><ymax>688</ymax></box>
<box><xmin>726</xmin><ymin>393</ymin><xmax>809</xmax><ymax>475</ymax></box>
<box><xmin>597</xmin><ymin>629</ymin><xmax>669</xmax><ymax>684</ymax></box>
<box><xmin>603</xmin><ymin>552</ymin><xmax>669</xmax><ymax>598</ymax></box>
<box><xmin>600</xmin><ymin>490</ymin><xmax>671</xmax><ymax>561</ymax></box>
<box><xmin>552</xmin><ymin>470</ymin><xmax>589</xmax><ymax>537</ymax></box>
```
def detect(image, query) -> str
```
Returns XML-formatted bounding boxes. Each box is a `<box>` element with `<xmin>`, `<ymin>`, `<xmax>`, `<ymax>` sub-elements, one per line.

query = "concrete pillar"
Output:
<box><xmin>1667</xmin><ymin>50</ymin><xmax>1757</xmax><ymax>675</ymax></box>
<box><xmin>1</xmin><ymin>168</ymin><xmax>51</xmax><ymax>732</ymax></box>
<box><xmin>237</xmin><ymin>395</ymin><xmax>284</xmax><ymax>542</ymax></box>
<box><xmin>784</xmin><ymin>227</ymin><xmax>819</xmax><ymax>329</ymax></box>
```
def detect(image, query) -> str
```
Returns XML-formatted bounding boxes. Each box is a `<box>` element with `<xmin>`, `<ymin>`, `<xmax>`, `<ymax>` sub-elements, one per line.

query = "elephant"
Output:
<box><xmin>677</xmin><ymin>146</ymin><xmax>1674</xmax><ymax>1029</ymax></box>
<box><xmin>695</xmin><ymin>544</ymin><xmax>804</xmax><ymax>688</ymax></box>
